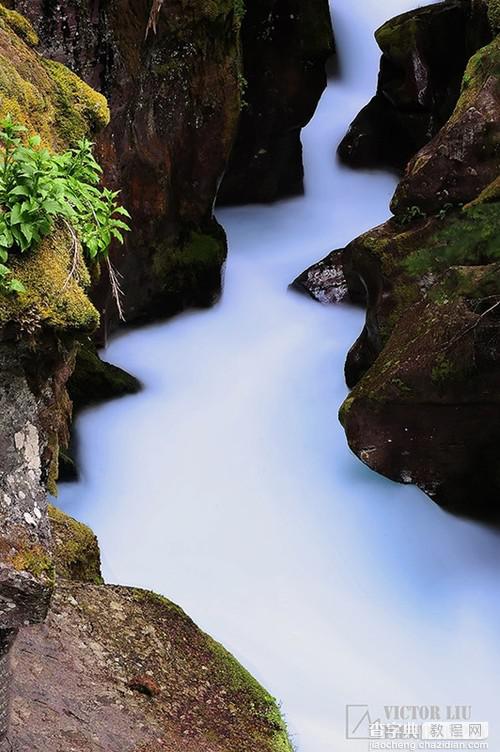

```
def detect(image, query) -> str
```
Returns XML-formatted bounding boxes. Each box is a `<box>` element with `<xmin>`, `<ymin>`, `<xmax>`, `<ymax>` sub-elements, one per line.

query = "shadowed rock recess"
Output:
<box><xmin>218</xmin><ymin>0</ymin><xmax>335</xmax><ymax>204</ymax></box>
<box><xmin>298</xmin><ymin>0</ymin><xmax>500</xmax><ymax>519</ymax></box>
<box><xmin>0</xmin><ymin>3</ymin><xmax>294</xmax><ymax>747</ymax></box>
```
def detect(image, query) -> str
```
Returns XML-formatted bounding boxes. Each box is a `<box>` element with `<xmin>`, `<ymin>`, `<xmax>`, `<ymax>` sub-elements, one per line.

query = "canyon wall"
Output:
<box><xmin>297</xmin><ymin>0</ymin><xmax>500</xmax><ymax>519</ymax></box>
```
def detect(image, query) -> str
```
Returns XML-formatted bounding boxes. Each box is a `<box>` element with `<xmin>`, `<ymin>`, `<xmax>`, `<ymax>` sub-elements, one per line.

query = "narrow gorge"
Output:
<box><xmin>0</xmin><ymin>1</ymin><xmax>499</xmax><ymax>751</ymax></box>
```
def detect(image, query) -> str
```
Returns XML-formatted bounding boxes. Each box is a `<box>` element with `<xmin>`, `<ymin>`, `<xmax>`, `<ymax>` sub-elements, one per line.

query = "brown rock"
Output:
<box><xmin>128</xmin><ymin>674</ymin><xmax>161</xmax><ymax>698</ymax></box>
<box><xmin>392</xmin><ymin>34</ymin><xmax>500</xmax><ymax>214</ymax></box>
<box><xmin>338</xmin><ymin>0</ymin><xmax>491</xmax><ymax>170</ymax></box>
<box><xmin>9</xmin><ymin>583</ymin><xmax>292</xmax><ymax>752</ymax></box>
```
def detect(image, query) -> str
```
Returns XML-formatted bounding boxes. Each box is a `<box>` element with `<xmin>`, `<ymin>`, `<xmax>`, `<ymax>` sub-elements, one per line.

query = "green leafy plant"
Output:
<box><xmin>0</xmin><ymin>114</ymin><xmax>130</xmax><ymax>306</ymax></box>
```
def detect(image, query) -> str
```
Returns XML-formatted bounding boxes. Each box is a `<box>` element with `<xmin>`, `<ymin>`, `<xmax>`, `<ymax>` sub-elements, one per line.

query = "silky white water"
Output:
<box><xmin>60</xmin><ymin>2</ymin><xmax>500</xmax><ymax>750</ymax></box>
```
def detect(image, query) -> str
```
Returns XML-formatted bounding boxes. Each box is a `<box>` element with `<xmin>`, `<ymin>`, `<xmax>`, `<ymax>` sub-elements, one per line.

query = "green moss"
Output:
<box><xmin>0</xmin><ymin>4</ymin><xmax>108</xmax><ymax>149</ymax></box>
<box><xmin>48</xmin><ymin>505</ymin><xmax>103</xmax><ymax>584</ymax></box>
<box><xmin>0</xmin><ymin>225</ymin><xmax>99</xmax><ymax>333</ymax></box>
<box><xmin>376</xmin><ymin>14</ymin><xmax>421</xmax><ymax>62</ymax></box>
<box><xmin>406</xmin><ymin>203</ymin><xmax>500</xmax><ymax>275</ymax></box>
<box><xmin>131</xmin><ymin>588</ymin><xmax>189</xmax><ymax>619</ymax></box>
<box><xmin>467</xmin><ymin>176</ymin><xmax>500</xmax><ymax>207</ymax></box>
<box><xmin>205</xmin><ymin>636</ymin><xmax>292</xmax><ymax>750</ymax></box>
<box><xmin>11</xmin><ymin>544</ymin><xmax>55</xmax><ymax>583</ymax></box>
<box><xmin>151</xmin><ymin>227</ymin><xmax>226</xmax><ymax>304</ymax></box>
<box><xmin>339</xmin><ymin>394</ymin><xmax>355</xmax><ymax>425</ymax></box>
<box><xmin>487</xmin><ymin>0</ymin><xmax>500</xmax><ymax>31</ymax></box>
<box><xmin>0</xmin><ymin>4</ymin><xmax>38</xmax><ymax>46</ymax></box>
<box><xmin>457</xmin><ymin>37</ymin><xmax>500</xmax><ymax>118</ymax></box>
<box><xmin>43</xmin><ymin>59</ymin><xmax>110</xmax><ymax>144</ymax></box>
<box><xmin>431</xmin><ymin>354</ymin><xmax>454</xmax><ymax>385</ymax></box>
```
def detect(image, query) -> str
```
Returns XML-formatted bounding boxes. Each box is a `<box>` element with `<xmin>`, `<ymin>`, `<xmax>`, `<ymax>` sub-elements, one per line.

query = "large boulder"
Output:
<box><xmin>218</xmin><ymin>0</ymin><xmax>334</xmax><ymax>204</ymax></box>
<box><xmin>296</xmin><ymin>28</ymin><xmax>500</xmax><ymax>519</ymax></box>
<box><xmin>340</xmin><ymin>256</ymin><xmax>500</xmax><ymax>519</ymax></box>
<box><xmin>338</xmin><ymin>0</ymin><xmax>491</xmax><ymax>170</ymax></box>
<box><xmin>392</xmin><ymin>34</ymin><xmax>500</xmax><ymax>213</ymax></box>
<box><xmin>10</xmin><ymin>581</ymin><xmax>292</xmax><ymax>752</ymax></box>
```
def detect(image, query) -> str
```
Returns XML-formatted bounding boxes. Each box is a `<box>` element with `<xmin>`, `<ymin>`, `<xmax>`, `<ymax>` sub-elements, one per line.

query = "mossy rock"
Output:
<box><xmin>0</xmin><ymin>2</ymin><xmax>109</xmax><ymax>149</ymax></box>
<box><xmin>11</xmin><ymin>581</ymin><xmax>293</xmax><ymax>751</ymax></box>
<box><xmin>0</xmin><ymin>3</ymin><xmax>37</xmax><ymax>46</ymax></box>
<box><xmin>0</xmin><ymin>225</ymin><xmax>99</xmax><ymax>335</ymax></box>
<box><xmin>487</xmin><ymin>0</ymin><xmax>500</xmax><ymax>30</ymax></box>
<box><xmin>48</xmin><ymin>504</ymin><xmax>103</xmax><ymax>584</ymax></box>
<box><xmin>68</xmin><ymin>342</ymin><xmax>141</xmax><ymax>413</ymax></box>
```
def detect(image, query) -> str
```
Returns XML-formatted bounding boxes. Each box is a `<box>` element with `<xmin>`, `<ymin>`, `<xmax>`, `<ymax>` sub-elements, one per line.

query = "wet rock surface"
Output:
<box><xmin>290</xmin><ymin>249</ymin><xmax>365</xmax><ymax>305</ymax></box>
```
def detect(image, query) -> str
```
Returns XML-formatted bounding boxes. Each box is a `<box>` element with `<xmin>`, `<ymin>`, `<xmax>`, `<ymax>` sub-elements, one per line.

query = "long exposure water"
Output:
<box><xmin>60</xmin><ymin>2</ymin><xmax>500</xmax><ymax>750</ymax></box>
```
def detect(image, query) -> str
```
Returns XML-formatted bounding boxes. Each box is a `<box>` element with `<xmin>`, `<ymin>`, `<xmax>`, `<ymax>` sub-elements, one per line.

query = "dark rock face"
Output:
<box><xmin>218</xmin><ymin>0</ymin><xmax>334</xmax><ymax>205</ymax></box>
<box><xmin>337</xmin><ymin>27</ymin><xmax>500</xmax><ymax>518</ymax></box>
<box><xmin>392</xmin><ymin>34</ymin><xmax>500</xmax><ymax>214</ymax></box>
<box><xmin>296</xmin><ymin>23</ymin><xmax>500</xmax><ymax>519</ymax></box>
<box><xmin>59</xmin><ymin>343</ymin><xmax>140</xmax><ymax>482</ymax></box>
<box><xmin>68</xmin><ymin>343</ymin><xmax>140</xmax><ymax>413</ymax></box>
<box><xmin>8</xmin><ymin>0</ymin><xmax>242</xmax><ymax>336</ymax></box>
<box><xmin>8</xmin><ymin>0</ymin><xmax>334</xmax><ymax>330</ymax></box>
<box><xmin>340</xmin><ymin>261</ymin><xmax>500</xmax><ymax>519</ymax></box>
<box><xmin>338</xmin><ymin>0</ymin><xmax>491</xmax><ymax>170</ymax></box>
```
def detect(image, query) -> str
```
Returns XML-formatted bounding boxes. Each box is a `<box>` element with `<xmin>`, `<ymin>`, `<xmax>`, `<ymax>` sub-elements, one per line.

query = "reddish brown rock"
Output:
<box><xmin>9</xmin><ymin>583</ymin><xmax>292</xmax><ymax>752</ymax></box>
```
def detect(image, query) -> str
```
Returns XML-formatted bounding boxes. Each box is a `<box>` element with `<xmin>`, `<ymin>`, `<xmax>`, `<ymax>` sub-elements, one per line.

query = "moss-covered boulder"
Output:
<box><xmin>340</xmin><ymin>258</ymin><xmax>500</xmax><ymax>518</ymax></box>
<box><xmin>218</xmin><ymin>0</ymin><xmax>335</xmax><ymax>204</ymax></box>
<box><xmin>0</xmin><ymin>4</ymin><xmax>108</xmax><ymax>149</ymax></box>
<box><xmin>335</xmin><ymin>178</ymin><xmax>500</xmax><ymax>518</ymax></box>
<box><xmin>0</xmin><ymin>226</ymin><xmax>99</xmax><ymax>337</ymax></box>
<box><xmin>48</xmin><ymin>505</ymin><xmax>102</xmax><ymax>583</ymax></box>
<box><xmin>10</xmin><ymin>581</ymin><xmax>292</xmax><ymax>752</ymax></box>
<box><xmin>338</xmin><ymin>0</ymin><xmax>491</xmax><ymax>170</ymax></box>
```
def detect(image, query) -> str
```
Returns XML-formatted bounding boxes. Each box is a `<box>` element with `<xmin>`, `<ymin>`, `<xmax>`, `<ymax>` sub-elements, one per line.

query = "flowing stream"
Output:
<box><xmin>61</xmin><ymin>2</ymin><xmax>500</xmax><ymax>750</ymax></box>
